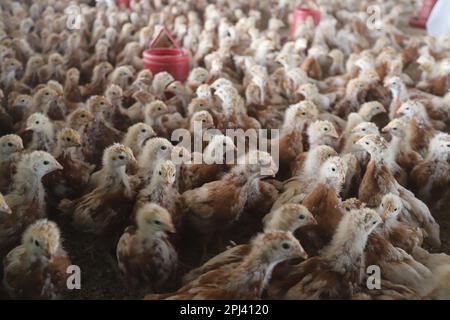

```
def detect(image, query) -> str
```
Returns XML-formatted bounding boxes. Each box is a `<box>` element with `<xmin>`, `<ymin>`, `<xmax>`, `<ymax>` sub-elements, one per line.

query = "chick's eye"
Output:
<box><xmin>81</xmin><ymin>114</ymin><xmax>85</xmax><ymax>118</ymax></box>
<box><xmin>35</xmin><ymin>121</ymin><xmax>39</xmax><ymax>124</ymax></box>
<box><xmin>66</xmin><ymin>138</ymin><xmax>71</xmax><ymax>142</ymax></box>
<box><xmin>154</xmin><ymin>220</ymin><xmax>161</xmax><ymax>225</ymax></box>
<box><xmin>158</xmin><ymin>171</ymin><xmax>162</xmax><ymax>175</ymax></box>
<box><xmin>118</xmin><ymin>155</ymin><xmax>125</xmax><ymax>160</ymax></box>
<box><xmin>282</xmin><ymin>243</ymin><xmax>291</xmax><ymax>250</ymax></box>
<box><xmin>161</xmin><ymin>146</ymin><xmax>167</xmax><ymax>150</ymax></box>
<box><xmin>331</xmin><ymin>167</ymin><xmax>336</xmax><ymax>172</ymax></box>
<box><xmin>43</xmin><ymin>161</ymin><xmax>49</xmax><ymax>165</ymax></box>
<box><xmin>394</xmin><ymin>208</ymin><xmax>398</xmax><ymax>211</ymax></box>
<box><xmin>141</xmin><ymin>129</ymin><xmax>146</xmax><ymax>133</ymax></box>
<box><xmin>372</xmin><ymin>220</ymin><xmax>377</xmax><ymax>225</ymax></box>
<box><xmin>362</xmin><ymin>128</ymin><xmax>366</xmax><ymax>131</ymax></box>
<box><xmin>345</xmin><ymin>207</ymin><xmax>351</xmax><ymax>212</ymax></box>
<box><xmin>34</xmin><ymin>240</ymin><xmax>40</xmax><ymax>247</ymax></box>
<box><xmin>7</xmin><ymin>142</ymin><xmax>13</xmax><ymax>147</ymax></box>
<box><xmin>299</xmin><ymin>214</ymin><xmax>305</xmax><ymax>220</ymax></box>
<box><xmin>302</xmin><ymin>112</ymin><xmax>306</xmax><ymax>116</ymax></box>
<box><xmin>324</xmin><ymin>127</ymin><xmax>328</xmax><ymax>131</ymax></box>
<box><xmin>157</xmin><ymin>107</ymin><xmax>162</xmax><ymax>111</ymax></box>
<box><xmin>45</xmin><ymin>92</ymin><xmax>49</xmax><ymax>96</ymax></box>
<box><xmin>365</xmin><ymin>142</ymin><xmax>369</xmax><ymax>145</ymax></box>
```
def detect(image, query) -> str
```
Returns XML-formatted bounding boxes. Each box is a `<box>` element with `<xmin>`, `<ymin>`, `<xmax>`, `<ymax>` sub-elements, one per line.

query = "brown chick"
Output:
<box><xmin>23</xmin><ymin>112</ymin><xmax>55</xmax><ymax>152</ymax></box>
<box><xmin>181</xmin><ymin>134</ymin><xmax>235</xmax><ymax>191</ymax></box>
<box><xmin>410</xmin><ymin>133</ymin><xmax>450</xmax><ymax>207</ymax></box>
<box><xmin>64</xmin><ymin>68</ymin><xmax>82</xmax><ymax>103</ymax></box>
<box><xmin>412</xmin><ymin>246</ymin><xmax>450</xmax><ymax>299</ymax></box>
<box><xmin>273</xmin><ymin>101</ymin><xmax>317</xmax><ymax>173</ymax></box>
<box><xmin>375</xmin><ymin>193</ymin><xmax>423</xmax><ymax>253</ymax></box>
<box><xmin>58</xmin><ymin>144</ymin><xmax>138</xmax><ymax>236</ymax></box>
<box><xmin>43</xmin><ymin>128</ymin><xmax>94</xmax><ymax>202</ymax></box>
<box><xmin>80</xmin><ymin>62</ymin><xmax>113</xmax><ymax>98</ymax></box>
<box><xmin>268</xmin><ymin>208</ymin><xmax>382</xmax><ymax>299</ymax></box>
<box><xmin>21</xmin><ymin>55</ymin><xmax>44</xmax><ymax>88</ymax></box>
<box><xmin>137</xmin><ymin>137</ymin><xmax>174</xmax><ymax>184</ymax></box>
<box><xmin>81</xmin><ymin>95</ymin><xmax>124</xmax><ymax>166</ymax></box>
<box><xmin>0</xmin><ymin>134</ymin><xmax>24</xmax><ymax>193</ymax></box>
<box><xmin>122</xmin><ymin>122</ymin><xmax>156</xmax><ymax>158</ymax></box>
<box><xmin>1</xmin><ymin>151</ymin><xmax>62</xmax><ymax>259</ymax></box>
<box><xmin>9</xmin><ymin>94</ymin><xmax>32</xmax><ymax>124</ymax></box>
<box><xmin>397</xmin><ymin>100</ymin><xmax>440</xmax><ymax>156</ymax></box>
<box><xmin>2</xmin><ymin>219</ymin><xmax>71</xmax><ymax>299</ymax></box>
<box><xmin>117</xmin><ymin>203</ymin><xmax>177</xmax><ymax>293</ymax></box>
<box><xmin>145</xmin><ymin>231</ymin><xmax>307</xmax><ymax>300</ymax></box>
<box><xmin>356</xmin><ymin>134</ymin><xmax>441</xmax><ymax>248</ymax></box>
<box><xmin>307</xmin><ymin>120</ymin><xmax>339</xmax><ymax>150</ymax></box>
<box><xmin>290</xmin><ymin>144</ymin><xmax>338</xmax><ymax>177</ymax></box>
<box><xmin>134</xmin><ymin>160</ymin><xmax>183</xmax><ymax>232</ymax></box>
<box><xmin>182</xmin><ymin>150</ymin><xmax>278</xmax><ymax>257</ymax></box>
<box><xmin>382</xmin><ymin>118</ymin><xmax>423</xmax><ymax>171</ymax></box>
<box><xmin>38</xmin><ymin>53</ymin><xmax>65</xmax><ymax>84</ymax></box>
<box><xmin>182</xmin><ymin>204</ymin><xmax>315</xmax><ymax>284</ymax></box>
<box><xmin>333</xmin><ymin>78</ymin><xmax>367</xmax><ymax>118</ymax></box>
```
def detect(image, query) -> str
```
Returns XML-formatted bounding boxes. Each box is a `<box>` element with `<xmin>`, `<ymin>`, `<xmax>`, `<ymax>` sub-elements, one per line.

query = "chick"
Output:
<box><xmin>356</xmin><ymin>134</ymin><xmax>440</xmax><ymax>248</ymax></box>
<box><xmin>122</xmin><ymin>122</ymin><xmax>156</xmax><ymax>158</ymax></box>
<box><xmin>307</xmin><ymin>120</ymin><xmax>339</xmax><ymax>150</ymax></box>
<box><xmin>0</xmin><ymin>192</ymin><xmax>12</xmax><ymax>215</ymax></box>
<box><xmin>1</xmin><ymin>151</ymin><xmax>62</xmax><ymax>258</ymax></box>
<box><xmin>43</xmin><ymin>128</ymin><xmax>93</xmax><ymax>202</ymax></box>
<box><xmin>182</xmin><ymin>204</ymin><xmax>314</xmax><ymax>284</ymax></box>
<box><xmin>24</xmin><ymin>112</ymin><xmax>55</xmax><ymax>152</ymax></box>
<box><xmin>117</xmin><ymin>203</ymin><xmax>177</xmax><ymax>292</ymax></box>
<box><xmin>146</xmin><ymin>231</ymin><xmax>306</xmax><ymax>300</ymax></box>
<box><xmin>183</xmin><ymin>150</ymin><xmax>278</xmax><ymax>257</ymax></box>
<box><xmin>10</xmin><ymin>94</ymin><xmax>32</xmax><ymax>124</ymax></box>
<box><xmin>3</xmin><ymin>219</ymin><xmax>71</xmax><ymax>299</ymax></box>
<box><xmin>272</xmin><ymin>208</ymin><xmax>381</xmax><ymax>299</ymax></box>
<box><xmin>375</xmin><ymin>193</ymin><xmax>423</xmax><ymax>253</ymax></box>
<box><xmin>135</xmin><ymin>160</ymin><xmax>183</xmax><ymax>230</ymax></box>
<box><xmin>152</xmin><ymin>71</ymin><xmax>175</xmax><ymax>100</ymax></box>
<box><xmin>64</xmin><ymin>68</ymin><xmax>82</xmax><ymax>103</ymax></box>
<box><xmin>382</xmin><ymin>118</ymin><xmax>423</xmax><ymax>171</ymax></box>
<box><xmin>181</xmin><ymin>134</ymin><xmax>236</xmax><ymax>191</ymax></box>
<box><xmin>410</xmin><ymin>133</ymin><xmax>450</xmax><ymax>206</ymax></box>
<box><xmin>59</xmin><ymin>144</ymin><xmax>138</xmax><ymax>235</ymax></box>
<box><xmin>0</xmin><ymin>134</ymin><xmax>24</xmax><ymax>193</ymax></box>
<box><xmin>138</xmin><ymin>137</ymin><xmax>173</xmax><ymax>183</ymax></box>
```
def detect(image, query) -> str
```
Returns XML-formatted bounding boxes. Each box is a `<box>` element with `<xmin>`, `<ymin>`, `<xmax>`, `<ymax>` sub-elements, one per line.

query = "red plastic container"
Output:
<box><xmin>290</xmin><ymin>7</ymin><xmax>321</xmax><ymax>36</ymax></box>
<box><xmin>116</xmin><ymin>0</ymin><xmax>131</xmax><ymax>8</ymax></box>
<box><xmin>143</xmin><ymin>27</ymin><xmax>190</xmax><ymax>82</ymax></box>
<box><xmin>409</xmin><ymin>0</ymin><xmax>437</xmax><ymax>29</ymax></box>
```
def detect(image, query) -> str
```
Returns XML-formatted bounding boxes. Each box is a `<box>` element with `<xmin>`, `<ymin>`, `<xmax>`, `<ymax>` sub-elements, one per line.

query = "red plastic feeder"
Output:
<box><xmin>116</xmin><ymin>0</ymin><xmax>130</xmax><ymax>8</ymax></box>
<box><xmin>409</xmin><ymin>0</ymin><xmax>437</xmax><ymax>29</ymax></box>
<box><xmin>143</xmin><ymin>27</ymin><xmax>190</xmax><ymax>82</ymax></box>
<box><xmin>290</xmin><ymin>7</ymin><xmax>321</xmax><ymax>37</ymax></box>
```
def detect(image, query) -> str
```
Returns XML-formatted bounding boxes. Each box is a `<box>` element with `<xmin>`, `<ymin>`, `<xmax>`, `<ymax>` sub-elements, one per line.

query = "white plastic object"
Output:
<box><xmin>427</xmin><ymin>0</ymin><xmax>450</xmax><ymax>36</ymax></box>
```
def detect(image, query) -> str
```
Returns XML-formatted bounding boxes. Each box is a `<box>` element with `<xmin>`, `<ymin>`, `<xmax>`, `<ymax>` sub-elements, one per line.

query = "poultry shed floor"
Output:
<box><xmin>59</xmin><ymin>12</ymin><xmax>448</xmax><ymax>301</ymax></box>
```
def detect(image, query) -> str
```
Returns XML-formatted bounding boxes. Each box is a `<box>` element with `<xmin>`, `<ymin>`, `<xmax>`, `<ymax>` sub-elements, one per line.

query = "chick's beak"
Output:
<box><xmin>55</xmin><ymin>161</ymin><xmax>63</xmax><ymax>171</ymax></box>
<box><xmin>330</xmin><ymin>127</ymin><xmax>339</xmax><ymax>139</ymax></box>
<box><xmin>308</xmin><ymin>215</ymin><xmax>318</xmax><ymax>225</ymax></box>
<box><xmin>166</xmin><ymin>223</ymin><xmax>176</xmax><ymax>234</ymax></box>
<box><xmin>1</xmin><ymin>202</ymin><xmax>12</xmax><ymax>215</ymax></box>
<box><xmin>381</xmin><ymin>125</ymin><xmax>390</xmax><ymax>133</ymax></box>
<box><xmin>297</xmin><ymin>246</ymin><xmax>308</xmax><ymax>260</ymax></box>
